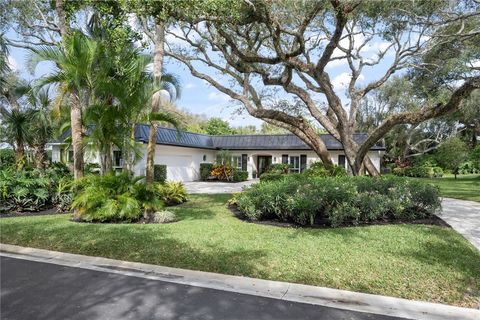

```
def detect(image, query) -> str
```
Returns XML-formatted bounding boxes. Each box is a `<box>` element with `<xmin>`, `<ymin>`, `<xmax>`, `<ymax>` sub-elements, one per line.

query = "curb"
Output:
<box><xmin>1</xmin><ymin>243</ymin><xmax>479</xmax><ymax>320</ymax></box>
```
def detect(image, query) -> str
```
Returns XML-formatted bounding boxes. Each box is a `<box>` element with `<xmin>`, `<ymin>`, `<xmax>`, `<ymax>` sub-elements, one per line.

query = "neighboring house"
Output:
<box><xmin>48</xmin><ymin>124</ymin><xmax>385</xmax><ymax>181</ymax></box>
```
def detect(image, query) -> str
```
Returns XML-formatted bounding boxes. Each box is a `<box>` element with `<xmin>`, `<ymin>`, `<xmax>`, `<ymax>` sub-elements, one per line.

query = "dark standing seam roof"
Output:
<box><xmin>53</xmin><ymin>124</ymin><xmax>385</xmax><ymax>151</ymax></box>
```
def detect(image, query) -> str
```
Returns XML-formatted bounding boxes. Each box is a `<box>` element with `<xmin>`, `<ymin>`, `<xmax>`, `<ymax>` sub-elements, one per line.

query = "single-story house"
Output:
<box><xmin>48</xmin><ymin>124</ymin><xmax>385</xmax><ymax>181</ymax></box>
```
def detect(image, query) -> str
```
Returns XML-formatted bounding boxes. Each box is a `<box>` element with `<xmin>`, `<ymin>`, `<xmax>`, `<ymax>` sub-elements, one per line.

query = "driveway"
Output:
<box><xmin>184</xmin><ymin>179</ymin><xmax>258</xmax><ymax>194</ymax></box>
<box><xmin>441</xmin><ymin>198</ymin><xmax>480</xmax><ymax>251</ymax></box>
<box><xmin>0</xmin><ymin>256</ymin><xmax>405</xmax><ymax>320</ymax></box>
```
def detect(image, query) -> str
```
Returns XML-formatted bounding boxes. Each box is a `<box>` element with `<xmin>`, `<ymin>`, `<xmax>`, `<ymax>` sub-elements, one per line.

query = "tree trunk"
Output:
<box><xmin>145</xmin><ymin>21</ymin><xmax>165</xmax><ymax>185</ymax></box>
<box><xmin>71</xmin><ymin>91</ymin><xmax>84</xmax><ymax>180</ymax></box>
<box><xmin>33</xmin><ymin>144</ymin><xmax>47</xmax><ymax>170</ymax></box>
<box><xmin>15</xmin><ymin>138</ymin><xmax>25</xmax><ymax>171</ymax></box>
<box><xmin>55</xmin><ymin>0</ymin><xmax>69</xmax><ymax>39</ymax></box>
<box><xmin>105</xmin><ymin>142</ymin><xmax>113</xmax><ymax>174</ymax></box>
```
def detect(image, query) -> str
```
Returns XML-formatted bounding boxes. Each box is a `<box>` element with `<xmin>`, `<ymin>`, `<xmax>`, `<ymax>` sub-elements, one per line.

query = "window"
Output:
<box><xmin>289</xmin><ymin>156</ymin><xmax>300</xmax><ymax>173</ymax></box>
<box><xmin>232</xmin><ymin>156</ymin><xmax>242</xmax><ymax>169</ymax></box>
<box><xmin>113</xmin><ymin>150</ymin><xmax>123</xmax><ymax>167</ymax></box>
<box><xmin>68</xmin><ymin>150</ymin><xmax>74</xmax><ymax>163</ymax></box>
<box><xmin>282</xmin><ymin>154</ymin><xmax>289</xmax><ymax>164</ymax></box>
<box><xmin>338</xmin><ymin>155</ymin><xmax>346</xmax><ymax>169</ymax></box>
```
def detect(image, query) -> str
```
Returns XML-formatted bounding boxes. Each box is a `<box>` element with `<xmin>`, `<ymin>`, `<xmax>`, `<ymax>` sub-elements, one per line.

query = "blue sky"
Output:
<box><xmin>6</xmin><ymin>26</ymin><xmax>399</xmax><ymax>129</ymax></box>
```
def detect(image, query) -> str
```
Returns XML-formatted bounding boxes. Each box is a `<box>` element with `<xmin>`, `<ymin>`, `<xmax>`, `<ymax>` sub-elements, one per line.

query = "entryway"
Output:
<box><xmin>257</xmin><ymin>156</ymin><xmax>272</xmax><ymax>176</ymax></box>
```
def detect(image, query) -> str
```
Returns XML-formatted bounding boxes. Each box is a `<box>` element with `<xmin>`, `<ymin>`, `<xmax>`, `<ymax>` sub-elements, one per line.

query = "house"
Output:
<box><xmin>48</xmin><ymin>124</ymin><xmax>385</xmax><ymax>181</ymax></box>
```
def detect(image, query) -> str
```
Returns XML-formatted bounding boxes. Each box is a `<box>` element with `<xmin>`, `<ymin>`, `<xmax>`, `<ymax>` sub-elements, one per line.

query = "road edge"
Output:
<box><xmin>1</xmin><ymin>243</ymin><xmax>478</xmax><ymax>320</ymax></box>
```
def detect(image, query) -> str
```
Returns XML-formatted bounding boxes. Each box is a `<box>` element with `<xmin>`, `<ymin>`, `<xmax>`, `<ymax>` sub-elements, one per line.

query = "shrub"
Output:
<box><xmin>458</xmin><ymin>161</ymin><xmax>478</xmax><ymax>174</ymax></box>
<box><xmin>472</xmin><ymin>145</ymin><xmax>480</xmax><ymax>170</ymax></box>
<box><xmin>52</xmin><ymin>176</ymin><xmax>74</xmax><ymax>212</ymax></box>
<box><xmin>0</xmin><ymin>149</ymin><xmax>15</xmax><ymax>169</ymax></box>
<box><xmin>0</xmin><ymin>168</ymin><xmax>71</xmax><ymax>213</ymax></box>
<box><xmin>84</xmin><ymin>162</ymin><xmax>101</xmax><ymax>175</ymax></box>
<box><xmin>267</xmin><ymin>163</ymin><xmax>289</xmax><ymax>174</ymax></box>
<box><xmin>200</xmin><ymin>163</ymin><xmax>214</xmax><ymax>180</ymax></box>
<box><xmin>156</xmin><ymin>181</ymin><xmax>188</xmax><ymax>206</ymax></box>
<box><xmin>304</xmin><ymin>161</ymin><xmax>347</xmax><ymax>177</ymax></box>
<box><xmin>153</xmin><ymin>210</ymin><xmax>177</xmax><ymax>223</ymax></box>
<box><xmin>233</xmin><ymin>169</ymin><xmax>248</xmax><ymax>182</ymax></box>
<box><xmin>259</xmin><ymin>172</ymin><xmax>285</xmax><ymax>182</ymax></box>
<box><xmin>211</xmin><ymin>164</ymin><xmax>233</xmax><ymax>181</ymax></box>
<box><xmin>236</xmin><ymin>175</ymin><xmax>441</xmax><ymax>227</ymax></box>
<box><xmin>72</xmin><ymin>173</ymin><xmax>163</xmax><ymax>222</ymax></box>
<box><xmin>153</xmin><ymin>164</ymin><xmax>167</xmax><ymax>183</ymax></box>
<box><xmin>432</xmin><ymin>166</ymin><xmax>443</xmax><ymax>178</ymax></box>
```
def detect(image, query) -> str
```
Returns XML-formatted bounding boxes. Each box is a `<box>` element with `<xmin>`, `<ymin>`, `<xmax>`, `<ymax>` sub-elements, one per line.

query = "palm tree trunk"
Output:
<box><xmin>105</xmin><ymin>142</ymin><xmax>113</xmax><ymax>174</ymax></box>
<box><xmin>33</xmin><ymin>144</ymin><xmax>47</xmax><ymax>170</ymax></box>
<box><xmin>15</xmin><ymin>138</ymin><xmax>25</xmax><ymax>171</ymax></box>
<box><xmin>55</xmin><ymin>0</ymin><xmax>69</xmax><ymax>38</ymax></box>
<box><xmin>71</xmin><ymin>91</ymin><xmax>84</xmax><ymax>179</ymax></box>
<box><xmin>145</xmin><ymin>21</ymin><xmax>165</xmax><ymax>184</ymax></box>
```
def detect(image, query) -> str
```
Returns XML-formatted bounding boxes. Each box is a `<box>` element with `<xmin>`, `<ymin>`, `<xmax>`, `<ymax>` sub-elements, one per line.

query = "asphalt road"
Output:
<box><xmin>0</xmin><ymin>256</ymin><xmax>407</xmax><ymax>320</ymax></box>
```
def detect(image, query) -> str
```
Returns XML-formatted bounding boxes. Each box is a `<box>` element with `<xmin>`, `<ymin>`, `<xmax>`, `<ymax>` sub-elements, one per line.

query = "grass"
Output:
<box><xmin>1</xmin><ymin>194</ymin><xmax>479</xmax><ymax>307</ymax></box>
<box><xmin>413</xmin><ymin>174</ymin><xmax>480</xmax><ymax>202</ymax></box>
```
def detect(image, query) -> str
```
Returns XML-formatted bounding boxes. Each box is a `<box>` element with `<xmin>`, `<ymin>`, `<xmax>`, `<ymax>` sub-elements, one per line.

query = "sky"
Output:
<box><xmin>5</xmin><ymin>22</ymin><xmax>400</xmax><ymax>129</ymax></box>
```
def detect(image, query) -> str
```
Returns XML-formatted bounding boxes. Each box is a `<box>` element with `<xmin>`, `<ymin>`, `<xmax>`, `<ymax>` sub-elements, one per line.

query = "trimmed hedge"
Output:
<box><xmin>393</xmin><ymin>166</ymin><xmax>443</xmax><ymax>178</ymax></box>
<box><xmin>153</xmin><ymin>164</ymin><xmax>167</xmax><ymax>183</ymax></box>
<box><xmin>260</xmin><ymin>172</ymin><xmax>286</xmax><ymax>182</ymax></box>
<box><xmin>200</xmin><ymin>163</ymin><xmax>214</xmax><ymax>181</ymax></box>
<box><xmin>235</xmin><ymin>175</ymin><xmax>441</xmax><ymax>227</ymax></box>
<box><xmin>233</xmin><ymin>169</ymin><xmax>248</xmax><ymax>182</ymax></box>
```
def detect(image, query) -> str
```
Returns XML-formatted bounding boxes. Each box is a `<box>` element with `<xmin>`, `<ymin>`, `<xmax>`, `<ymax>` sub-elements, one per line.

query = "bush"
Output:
<box><xmin>154</xmin><ymin>164</ymin><xmax>167</xmax><ymax>183</ymax></box>
<box><xmin>259</xmin><ymin>172</ymin><xmax>286</xmax><ymax>182</ymax></box>
<box><xmin>156</xmin><ymin>181</ymin><xmax>188</xmax><ymax>206</ymax></box>
<box><xmin>153</xmin><ymin>210</ymin><xmax>177</xmax><ymax>224</ymax></box>
<box><xmin>0</xmin><ymin>168</ymin><xmax>72</xmax><ymax>213</ymax></box>
<box><xmin>393</xmin><ymin>165</ymin><xmax>443</xmax><ymax>178</ymax></box>
<box><xmin>432</xmin><ymin>167</ymin><xmax>443</xmax><ymax>178</ymax></box>
<box><xmin>200</xmin><ymin>163</ymin><xmax>214</xmax><ymax>180</ymax></box>
<box><xmin>458</xmin><ymin>161</ymin><xmax>478</xmax><ymax>174</ymax></box>
<box><xmin>0</xmin><ymin>149</ymin><xmax>15</xmax><ymax>169</ymax></box>
<box><xmin>211</xmin><ymin>164</ymin><xmax>233</xmax><ymax>181</ymax></box>
<box><xmin>72</xmin><ymin>173</ymin><xmax>163</xmax><ymax>222</ymax></box>
<box><xmin>304</xmin><ymin>161</ymin><xmax>346</xmax><ymax>177</ymax></box>
<box><xmin>267</xmin><ymin>163</ymin><xmax>289</xmax><ymax>174</ymax></box>
<box><xmin>236</xmin><ymin>175</ymin><xmax>441</xmax><ymax>227</ymax></box>
<box><xmin>472</xmin><ymin>146</ymin><xmax>480</xmax><ymax>170</ymax></box>
<box><xmin>233</xmin><ymin>169</ymin><xmax>248</xmax><ymax>182</ymax></box>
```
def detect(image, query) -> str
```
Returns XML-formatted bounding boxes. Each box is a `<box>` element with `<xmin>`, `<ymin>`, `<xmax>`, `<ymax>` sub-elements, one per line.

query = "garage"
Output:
<box><xmin>156</xmin><ymin>155</ymin><xmax>195</xmax><ymax>181</ymax></box>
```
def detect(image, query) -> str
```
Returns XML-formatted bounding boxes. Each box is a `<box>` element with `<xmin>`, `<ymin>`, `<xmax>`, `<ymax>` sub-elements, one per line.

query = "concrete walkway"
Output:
<box><xmin>184</xmin><ymin>180</ymin><xmax>258</xmax><ymax>194</ymax></box>
<box><xmin>440</xmin><ymin>198</ymin><xmax>480</xmax><ymax>251</ymax></box>
<box><xmin>1</xmin><ymin>244</ymin><xmax>478</xmax><ymax>320</ymax></box>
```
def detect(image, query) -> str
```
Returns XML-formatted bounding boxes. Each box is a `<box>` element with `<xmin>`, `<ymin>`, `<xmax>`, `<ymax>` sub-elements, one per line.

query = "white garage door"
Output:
<box><xmin>157</xmin><ymin>155</ymin><xmax>194</xmax><ymax>182</ymax></box>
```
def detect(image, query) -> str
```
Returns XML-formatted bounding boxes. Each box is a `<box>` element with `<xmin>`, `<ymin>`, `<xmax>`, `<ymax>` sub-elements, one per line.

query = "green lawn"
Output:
<box><xmin>1</xmin><ymin>194</ymin><xmax>479</xmax><ymax>307</ymax></box>
<box><xmin>413</xmin><ymin>174</ymin><xmax>480</xmax><ymax>202</ymax></box>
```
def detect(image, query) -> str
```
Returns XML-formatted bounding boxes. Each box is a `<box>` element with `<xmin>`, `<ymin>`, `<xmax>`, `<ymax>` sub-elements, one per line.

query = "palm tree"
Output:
<box><xmin>0</xmin><ymin>33</ymin><xmax>10</xmax><ymax>89</ymax></box>
<box><xmin>27</xmin><ymin>88</ymin><xmax>53</xmax><ymax>170</ymax></box>
<box><xmin>31</xmin><ymin>31</ymin><xmax>98</xmax><ymax>180</ymax></box>
<box><xmin>0</xmin><ymin>106</ymin><xmax>34</xmax><ymax>170</ymax></box>
<box><xmin>145</xmin><ymin>73</ymin><xmax>182</xmax><ymax>184</ymax></box>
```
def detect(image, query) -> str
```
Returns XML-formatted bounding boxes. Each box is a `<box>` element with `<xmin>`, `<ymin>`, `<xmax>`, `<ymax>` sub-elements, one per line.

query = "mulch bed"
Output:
<box><xmin>0</xmin><ymin>207</ymin><xmax>70</xmax><ymax>218</ymax></box>
<box><xmin>228</xmin><ymin>205</ymin><xmax>451</xmax><ymax>229</ymax></box>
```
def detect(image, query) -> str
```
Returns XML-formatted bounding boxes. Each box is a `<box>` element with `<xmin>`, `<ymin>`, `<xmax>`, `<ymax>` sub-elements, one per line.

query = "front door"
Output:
<box><xmin>257</xmin><ymin>156</ymin><xmax>272</xmax><ymax>176</ymax></box>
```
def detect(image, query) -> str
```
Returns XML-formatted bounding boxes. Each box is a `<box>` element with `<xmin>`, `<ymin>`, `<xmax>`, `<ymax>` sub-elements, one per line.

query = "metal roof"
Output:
<box><xmin>53</xmin><ymin>125</ymin><xmax>385</xmax><ymax>151</ymax></box>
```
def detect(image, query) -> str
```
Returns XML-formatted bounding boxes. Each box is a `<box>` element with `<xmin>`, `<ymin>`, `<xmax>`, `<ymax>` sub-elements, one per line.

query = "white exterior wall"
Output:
<box><xmin>49</xmin><ymin>142</ymin><xmax>383</xmax><ymax>182</ymax></box>
<box><xmin>133</xmin><ymin>144</ymin><xmax>216</xmax><ymax>182</ymax></box>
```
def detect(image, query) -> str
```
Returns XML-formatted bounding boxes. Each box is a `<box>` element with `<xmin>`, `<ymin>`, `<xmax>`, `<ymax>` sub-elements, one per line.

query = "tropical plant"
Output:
<box><xmin>71</xmin><ymin>173</ymin><xmax>163</xmax><ymax>222</ymax></box>
<box><xmin>0</xmin><ymin>107</ymin><xmax>35</xmax><ymax>170</ymax></box>
<box><xmin>156</xmin><ymin>181</ymin><xmax>188</xmax><ymax>206</ymax></box>
<box><xmin>32</xmin><ymin>30</ymin><xmax>99</xmax><ymax>180</ymax></box>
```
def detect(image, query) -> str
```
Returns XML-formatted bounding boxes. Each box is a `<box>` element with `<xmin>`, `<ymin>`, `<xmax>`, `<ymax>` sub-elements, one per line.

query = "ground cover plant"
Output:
<box><xmin>236</xmin><ymin>175</ymin><xmax>441</xmax><ymax>227</ymax></box>
<box><xmin>0</xmin><ymin>194</ymin><xmax>478</xmax><ymax>307</ymax></box>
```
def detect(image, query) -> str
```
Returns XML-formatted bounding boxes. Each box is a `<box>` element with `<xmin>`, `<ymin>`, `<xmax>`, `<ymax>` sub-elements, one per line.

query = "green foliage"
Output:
<box><xmin>72</xmin><ymin>173</ymin><xmax>163</xmax><ymax>222</ymax></box>
<box><xmin>232</xmin><ymin>169</ymin><xmax>248</xmax><ymax>182</ymax></box>
<box><xmin>266</xmin><ymin>163</ymin><xmax>289</xmax><ymax>174</ymax></box>
<box><xmin>0</xmin><ymin>149</ymin><xmax>15</xmax><ymax>169</ymax></box>
<box><xmin>259</xmin><ymin>172</ymin><xmax>286</xmax><ymax>182</ymax></box>
<box><xmin>393</xmin><ymin>165</ymin><xmax>443</xmax><ymax>178</ymax></box>
<box><xmin>156</xmin><ymin>181</ymin><xmax>188</xmax><ymax>206</ymax></box>
<box><xmin>303</xmin><ymin>161</ymin><xmax>346</xmax><ymax>177</ymax></box>
<box><xmin>204</xmin><ymin>117</ymin><xmax>235</xmax><ymax>135</ymax></box>
<box><xmin>200</xmin><ymin>163</ymin><xmax>214</xmax><ymax>180</ymax></box>
<box><xmin>472</xmin><ymin>146</ymin><xmax>480</xmax><ymax>170</ymax></box>
<box><xmin>153</xmin><ymin>210</ymin><xmax>177</xmax><ymax>224</ymax></box>
<box><xmin>0</xmin><ymin>168</ymin><xmax>73</xmax><ymax>213</ymax></box>
<box><xmin>458</xmin><ymin>161</ymin><xmax>478</xmax><ymax>174</ymax></box>
<box><xmin>236</xmin><ymin>175</ymin><xmax>441</xmax><ymax>227</ymax></box>
<box><xmin>153</xmin><ymin>164</ymin><xmax>167</xmax><ymax>183</ymax></box>
<box><xmin>435</xmin><ymin>137</ymin><xmax>469</xmax><ymax>175</ymax></box>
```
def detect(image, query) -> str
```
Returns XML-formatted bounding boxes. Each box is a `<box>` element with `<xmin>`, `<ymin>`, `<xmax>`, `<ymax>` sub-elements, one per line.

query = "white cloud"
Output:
<box><xmin>331</xmin><ymin>72</ymin><xmax>365</xmax><ymax>90</ymax></box>
<box><xmin>185</xmin><ymin>83</ymin><xmax>196</xmax><ymax>89</ymax></box>
<box><xmin>207</xmin><ymin>91</ymin><xmax>230</xmax><ymax>101</ymax></box>
<box><xmin>7</xmin><ymin>56</ymin><xmax>18</xmax><ymax>71</ymax></box>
